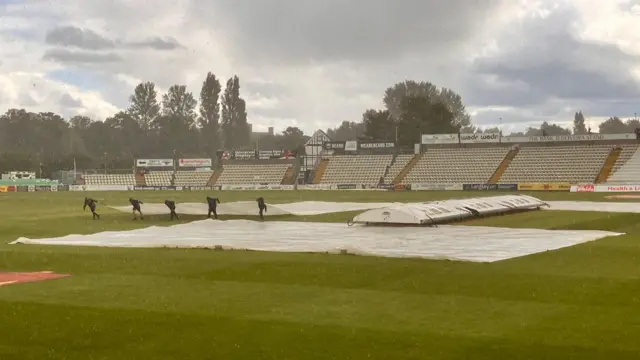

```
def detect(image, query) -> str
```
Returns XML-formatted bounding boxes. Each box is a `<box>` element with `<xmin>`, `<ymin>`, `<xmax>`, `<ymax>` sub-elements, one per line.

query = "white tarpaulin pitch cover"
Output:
<box><xmin>109</xmin><ymin>201</ymin><xmax>395</xmax><ymax>216</ymax></box>
<box><xmin>544</xmin><ymin>201</ymin><xmax>640</xmax><ymax>213</ymax></box>
<box><xmin>10</xmin><ymin>220</ymin><xmax>621</xmax><ymax>262</ymax></box>
<box><xmin>109</xmin><ymin>200</ymin><xmax>640</xmax><ymax>217</ymax></box>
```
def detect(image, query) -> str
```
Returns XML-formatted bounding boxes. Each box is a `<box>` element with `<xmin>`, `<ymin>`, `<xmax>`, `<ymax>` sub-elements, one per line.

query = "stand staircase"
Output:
<box><xmin>281</xmin><ymin>166</ymin><xmax>296</xmax><ymax>185</ymax></box>
<box><xmin>207</xmin><ymin>167</ymin><xmax>223</xmax><ymax>186</ymax></box>
<box><xmin>135</xmin><ymin>172</ymin><xmax>146</xmax><ymax>186</ymax></box>
<box><xmin>595</xmin><ymin>147</ymin><xmax>622</xmax><ymax>183</ymax></box>
<box><xmin>393</xmin><ymin>153</ymin><xmax>422</xmax><ymax>184</ymax></box>
<box><xmin>312</xmin><ymin>159</ymin><xmax>329</xmax><ymax>184</ymax></box>
<box><xmin>488</xmin><ymin>148</ymin><xmax>519</xmax><ymax>184</ymax></box>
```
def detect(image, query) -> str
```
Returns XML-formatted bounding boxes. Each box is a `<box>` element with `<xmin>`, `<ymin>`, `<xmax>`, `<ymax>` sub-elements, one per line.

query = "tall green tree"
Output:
<box><xmin>396</xmin><ymin>96</ymin><xmax>456</xmax><ymax>147</ymax></box>
<box><xmin>326</xmin><ymin>121</ymin><xmax>365</xmax><ymax>141</ymax></box>
<box><xmin>573</xmin><ymin>111</ymin><xmax>587</xmax><ymax>134</ymax></box>
<box><xmin>599</xmin><ymin>117</ymin><xmax>627</xmax><ymax>133</ymax></box>
<box><xmin>383</xmin><ymin>80</ymin><xmax>471</xmax><ymax>127</ymax></box>
<box><xmin>235</xmin><ymin>97</ymin><xmax>249</xmax><ymax>147</ymax></box>
<box><xmin>278</xmin><ymin>126</ymin><xmax>308</xmax><ymax>149</ymax></box>
<box><xmin>159</xmin><ymin>85</ymin><xmax>197</xmax><ymax>154</ymax></box>
<box><xmin>127</xmin><ymin>81</ymin><xmax>160</xmax><ymax>131</ymax></box>
<box><xmin>198</xmin><ymin>72</ymin><xmax>222</xmax><ymax>155</ymax></box>
<box><xmin>106</xmin><ymin>111</ymin><xmax>141</xmax><ymax>158</ymax></box>
<box><xmin>362</xmin><ymin>109</ymin><xmax>396</xmax><ymax>141</ymax></box>
<box><xmin>524</xmin><ymin>122</ymin><xmax>571</xmax><ymax>136</ymax></box>
<box><xmin>221</xmin><ymin>75</ymin><xmax>249</xmax><ymax>149</ymax></box>
<box><xmin>0</xmin><ymin>109</ymin><xmax>39</xmax><ymax>154</ymax></box>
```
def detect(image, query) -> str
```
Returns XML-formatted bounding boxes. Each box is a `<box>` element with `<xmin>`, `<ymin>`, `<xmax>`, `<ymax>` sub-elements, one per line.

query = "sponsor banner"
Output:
<box><xmin>394</xmin><ymin>184</ymin><xmax>409</xmax><ymax>192</ymax></box>
<box><xmin>502</xmin><ymin>133</ymin><xmax>636</xmax><ymax>143</ymax></box>
<box><xmin>421</xmin><ymin>133</ymin><xmax>458</xmax><ymax>144</ymax></box>
<box><xmin>359</xmin><ymin>142</ymin><xmax>395</xmax><ymax>149</ymax></box>
<box><xmin>377</xmin><ymin>184</ymin><xmax>395</xmax><ymax>190</ymax></box>
<box><xmin>517</xmin><ymin>183</ymin><xmax>570</xmax><ymax>191</ymax></box>
<box><xmin>570</xmin><ymin>184</ymin><xmax>640</xmax><ymax>192</ymax></box>
<box><xmin>297</xmin><ymin>184</ymin><xmax>333</xmax><ymax>190</ymax></box>
<box><xmin>28</xmin><ymin>185</ymin><xmax>35</xmax><ymax>192</ymax></box>
<box><xmin>572</xmin><ymin>184</ymin><xmax>595</xmax><ymax>193</ymax></box>
<box><xmin>411</xmin><ymin>183</ymin><xmax>463</xmax><ymax>191</ymax></box>
<box><xmin>133</xmin><ymin>186</ymin><xmax>176</xmax><ymax>191</ymax></box>
<box><xmin>0</xmin><ymin>185</ymin><xmax>13</xmax><ymax>192</ymax></box>
<box><xmin>258</xmin><ymin>150</ymin><xmax>284</xmax><ymax>160</ymax></box>
<box><xmin>178</xmin><ymin>158</ymin><xmax>212</xmax><ymax>167</ymax></box>
<box><xmin>336</xmin><ymin>184</ymin><xmax>358</xmax><ymax>190</ymax></box>
<box><xmin>70</xmin><ymin>185</ymin><xmax>132</xmax><ymax>191</ymax></box>
<box><xmin>219</xmin><ymin>184</ymin><xmax>294</xmax><ymax>190</ymax></box>
<box><xmin>459</xmin><ymin>132</ymin><xmax>501</xmax><ymax>144</ymax></box>
<box><xmin>16</xmin><ymin>185</ymin><xmax>29</xmax><ymax>192</ymax></box>
<box><xmin>136</xmin><ymin>159</ymin><xmax>174</xmax><ymax>168</ymax></box>
<box><xmin>182</xmin><ymin>186</ymin><xmax>217</xmax><ymax>191</ymax></box>
<box><xmin>35</xmin><ymin>185</ymin><xmax>50</xmax><ymax>192</ymax></box>
<box><xmin>323</xmin><ymin>141</ymin><xmax>345</xmax><ymax>150</ymax></box>
<box><xmin>463</xmin><ymin>184</ymin><xmax>518</xmax><ymax>191</ymax></box>
<box><xmin>344</xmin><ymin>141</ymin><xmax>358</xmax><ymax>152</ymax></box>
<box><xmin>233</xmin><ymin>150</ymin><xmax>257</xmax><ymax>160</ymax></box>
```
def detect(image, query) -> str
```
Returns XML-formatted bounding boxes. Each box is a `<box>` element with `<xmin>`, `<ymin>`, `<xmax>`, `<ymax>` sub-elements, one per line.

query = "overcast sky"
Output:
<box><xmin>1</xmin><ymin>0</ymin><xmax>639</xmax><ymax>135</ymax></box>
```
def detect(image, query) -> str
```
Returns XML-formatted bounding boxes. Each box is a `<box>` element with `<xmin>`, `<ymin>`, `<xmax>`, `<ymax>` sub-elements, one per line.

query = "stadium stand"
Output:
<box><xmin>215</xmin><ymin>164</ymin><xmax>291</xmax><ymax>184</ymax></box>
<box><xmin>403</xmin><ymin>147</ymin><xmax>509</xmax><ymax>184</ymax></box>
<box><xmin>498</xmin><ymin>145</ymin><xmax>619</xmax><ymax>184</ymax></box>
<box><xmin>383</xmin><ymin>154</ymin><xmax>414</xmax><ymax>184</ymax></box>
<box><xmin>174</xmin><ymin>170</ymin><xmax>213</xmax><ymax>186</ymax></box>
<box><xmin>144</xmin><ymin>171</ymin><xmax>172</xmax><ymax>186</ymax></box>
<box><xmin>320</xmin><ymin>155</ymin><xmax>393</xmax><ymax>185</ymax></box>
<box><xmin>83</xmin><ymin>174</ymin><xmax>136</xmax><ymax>186</ymax></box>
<box><xmin>605</xmin><ymin>145</ymin><xmax>640</xmax><ymax>183</ymax></box>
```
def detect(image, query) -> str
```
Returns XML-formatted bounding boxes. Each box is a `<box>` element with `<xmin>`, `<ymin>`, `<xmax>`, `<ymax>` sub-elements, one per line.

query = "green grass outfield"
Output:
<box><xmin>1</xmin><ymin>190</ymin><xmax>639</xmax><ymax>359</ymax></box>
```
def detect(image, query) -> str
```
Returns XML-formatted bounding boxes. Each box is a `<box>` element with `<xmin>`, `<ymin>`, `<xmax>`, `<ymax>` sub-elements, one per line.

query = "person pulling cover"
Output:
<box><xmin>206</xmin><ymin>197</ymin><xmax>220</xmax><ymax>219</ymax></box>
<box><xmin>129</xmin><ymin>198</ymin><xmax>144</xmax><ymax>220</ymax></box>
<box><xmin>256</xmin><ymin>197</ymin><xmax>267</xmax><ymax>220</ymax></box>
<box><xmin>83</xmin><ymin>197</ymin><xmax>100</xmax><ymax>220</ymax></box>
<box><xmin>164</xmin><ymin>200</ymin><xmax>179</xmax><ymax>220</ymax></box>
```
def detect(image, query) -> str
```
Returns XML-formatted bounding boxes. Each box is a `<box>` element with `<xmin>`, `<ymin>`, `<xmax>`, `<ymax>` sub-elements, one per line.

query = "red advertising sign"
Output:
<box><xmin>575</xmin><ymin>184</ymin><xmax>595</xmax><ymax>192</ymax></box>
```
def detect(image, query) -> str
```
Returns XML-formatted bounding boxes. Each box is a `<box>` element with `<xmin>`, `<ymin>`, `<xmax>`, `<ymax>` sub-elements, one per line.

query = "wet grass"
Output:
<box><xmin>0</xmin><ymin>190</ymin><xmax>639</xmax><ymax>359</ymax></box>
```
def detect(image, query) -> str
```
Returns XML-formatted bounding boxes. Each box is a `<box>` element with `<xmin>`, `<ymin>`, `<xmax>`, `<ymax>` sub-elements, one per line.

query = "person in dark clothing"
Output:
<box><xmin>83</xmin><ymin>197</ymin><xmax>100</xmax><ymax>220</ymax></box>
<box><xmin>164</xmin><ymin>200</ymin><xmax>178</xmax><ymax>220</ymax></box>
<box><xmin>129</xmin><ymin>198</ymin><xmax>144</xmax><ymax>220</ymax></box>
<box><xmin>256</xmin><ymin>197</ymin><xmax>267</xmax><ymax>220</ymax></box>
<box><xmin>206</xmin><ymin>197</ymin><xmax>220</xmax><ymax>219</ymax></box>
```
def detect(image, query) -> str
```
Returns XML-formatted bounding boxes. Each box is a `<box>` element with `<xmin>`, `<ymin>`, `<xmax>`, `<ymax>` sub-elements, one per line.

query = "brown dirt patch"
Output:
<box><xmin>0</xmin><ymin>271</ymin><xmax>70</xmax><ymax>287</ymax></box>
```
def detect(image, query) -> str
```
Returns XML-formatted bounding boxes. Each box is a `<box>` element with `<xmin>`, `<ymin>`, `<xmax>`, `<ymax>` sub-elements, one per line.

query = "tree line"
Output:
<box><xmin>1</xmin><ymin>76</ymin><xmax>637</xmax><ymax>176</ymax></box>
<box><xmin>0</xmin><ymin>73</ymin><xmax>308</xmax><ymax>175</ymax></box>
<box><xmin>325</xmin><ymin>82</ymin><xmax>639</xmax><ymax>141</ymax></box>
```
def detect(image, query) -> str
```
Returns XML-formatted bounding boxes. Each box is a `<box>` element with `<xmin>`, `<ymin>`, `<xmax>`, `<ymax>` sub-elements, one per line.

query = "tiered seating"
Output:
<box><xmin>320</xmin><ymin>155</ymin><xmax>393</xmax><ymax>184</ymax></box>
<box><xmin>174</xmin><ymin>170</ymin><xmax>213</xmax><ymax>186</ymax></box>
<box><xmin>215</xmin><ymin>164</ymin><xmax>290</xmax><ymax>184</ymax></box>
<box><xmin>403</xmin><ymin>148</ymin><xmax>508</xmax><ymax>184</ymax></box>
<box><xmin>383</xmin><ymin>154</ymin><xmax>414</xmax><ymax>184</ymax></box>
<box><xmin>499</xmin><ymin>145</ymin><xmax>612</xmax><ymax>184</ymax></box>
<box><xmin>606</xmin><ymin>145</ymin><xmax>640</xmax><ymax>183</ymax></box>
<box><xmin>84</xmin><ymin>174</ymin><xmax>135</xmax><ymax>185</ymax></box>
<box><xmin>144</xmin><ymin>171</ymin><xmax>172</xmax><ymax>186</ymax></box>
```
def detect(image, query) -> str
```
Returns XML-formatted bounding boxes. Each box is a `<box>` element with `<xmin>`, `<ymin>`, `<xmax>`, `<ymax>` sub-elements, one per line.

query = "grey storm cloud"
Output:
<box><xmin>18</xmin><ymin>93</ymin><xmax>38</xmax><ymax>107</ymax></box>
<box><xmin>44</xmin><ymin>26</ymin><xmax>185</xmax><ymax>52</ymax></box>
<box><xmin>43</xmin><ymin>48</ymin><xmax>123</xmax><ymax>63</ymax></box>
<box><xmin>194</xmin><ymin>0</ymin><xmax>506</xmax><ymax>64</ymax></box>
<box><xmin>45</xmin><ymin>26</ymin><xmax>115</xmax><ymax>50</ymax></box>
<box><xmin>127</xmin><ymin>36</ymin><xmax>184</xmax><ymax>50</ymax></box>
<box><xmin>59</xmin><ymin>93</ymin><xmax>83</xmax><ymax>108</ymax></box>
<box><xmin>463</xmin><ymin>6</ymin><xmax>640</xmax><ymax>110</ymax></box>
